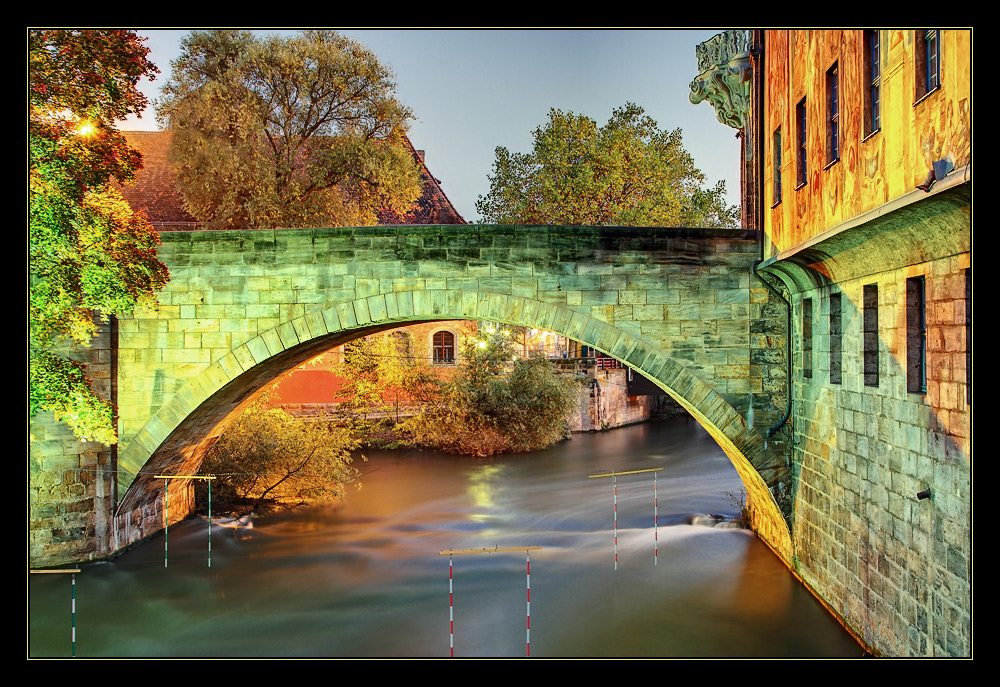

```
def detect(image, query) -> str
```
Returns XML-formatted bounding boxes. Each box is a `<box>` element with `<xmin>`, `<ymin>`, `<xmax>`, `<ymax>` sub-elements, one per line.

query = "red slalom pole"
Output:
<box><xmin>441</xmin><ymin>546</ymin><xmax>542</xmax><ymax>657</ymax></box>
<box><xmin>449</xmin><ymin>554</ymin><xmax>454</xmax><ymax>657</ymax></box>
<box><xmin>526</xmin><ymin>550</ymin><xmax>531</xmax><ymax>657</ymax></box>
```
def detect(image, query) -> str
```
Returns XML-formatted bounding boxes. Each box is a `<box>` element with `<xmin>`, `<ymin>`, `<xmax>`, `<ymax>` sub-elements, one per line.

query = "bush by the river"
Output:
<box><xmin>399</xmin><ymin>330</ymin><xmax>580</xmax><ymax>456</ymax></box>
<box><xmin>198</xmin><ymin>398</ymin><xmax>361</xmax><ymax>514</ymax></box>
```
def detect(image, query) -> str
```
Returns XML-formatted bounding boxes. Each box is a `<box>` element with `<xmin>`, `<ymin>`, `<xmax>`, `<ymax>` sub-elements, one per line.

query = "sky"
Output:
<box><xmin>120</xmin><ymin>29</ymin><xmax>741</xmax><ymax>223</ymax></box>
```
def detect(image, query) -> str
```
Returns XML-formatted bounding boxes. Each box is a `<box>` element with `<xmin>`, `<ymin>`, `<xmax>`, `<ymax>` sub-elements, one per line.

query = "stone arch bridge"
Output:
<box><xmin>41</xmin><ymin>224</ymin><xmax>795</xmax><ymax>562</ymax></box>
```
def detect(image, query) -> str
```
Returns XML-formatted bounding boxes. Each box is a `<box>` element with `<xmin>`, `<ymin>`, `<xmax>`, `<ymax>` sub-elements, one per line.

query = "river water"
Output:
<box><xmin>29</xmin><ymin>418</ymin><xmax>862</xmax><ymax>658</ymax></box>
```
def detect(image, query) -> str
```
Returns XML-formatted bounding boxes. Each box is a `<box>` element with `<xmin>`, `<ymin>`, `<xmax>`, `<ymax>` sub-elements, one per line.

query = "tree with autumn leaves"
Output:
<box><xmin>155</xmin><ymin>30</ymin><xmax>422</xmax><ymax>230</ymax></box>
<box><xmin>476</xmin><ymin>103</ymin><xmax>738</xmax><ymax>228</ymax></box>
<box><xmin>199</xmin><ymin>396</ymin><xmax>361</xmax><ymax>514</ymax></box>
<box><xmin>332</xmin><ymin>331</ymin><xmax>440</xmax><ymax>445</ymax></box>
<box><xmin>29</xmin><ymin>30</ymin><xmax>168</xmax><ymax>444</ymax></box>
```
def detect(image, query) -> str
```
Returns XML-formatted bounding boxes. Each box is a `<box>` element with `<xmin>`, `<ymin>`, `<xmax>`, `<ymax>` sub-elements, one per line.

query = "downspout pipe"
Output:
<box><xmin>752</xmin><ymin>259</ymin><xmax>791</xmax><ymax>440</ymax></box>
<box><xmin>751</xmin><ymin>30</ymin><xmax>765</xmax><ymax>236</ymax></box>
<box><xmin>747</xmin><ymin>31</ymin><xmax>789</xmax><ymax>442</ymax></box>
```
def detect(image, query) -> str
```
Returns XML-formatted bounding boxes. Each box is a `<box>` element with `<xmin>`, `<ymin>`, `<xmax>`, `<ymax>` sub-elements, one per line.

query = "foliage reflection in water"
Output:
<box><xmin>29</xmin><ymin>418</ymin><xmax>863</xmax><ymax>657</ymax></box>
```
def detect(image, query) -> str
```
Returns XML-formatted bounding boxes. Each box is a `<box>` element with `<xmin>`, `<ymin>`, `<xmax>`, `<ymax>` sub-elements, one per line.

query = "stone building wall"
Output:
<box><xmin>747</xmin><ymin>27</ymin><xmax>972</xmax><ymax>656</ymax></box>
<box><xmin>29</xmin><ymin>415</ymin><xmax>117</xmax><ymax>566</ymax></box>
<box><xmin>31</xmin><ymin>322</ymin><xmax>114</xmax><ymax>566</ymax></box>
<box><xmin>569</xmin><ymin>368</ymin><xmax>653</xmax><ymax>432</ymax></box>
<box><xmin>30</xmin><ymin>320</ymin><xmax>197</xmax><ymax>568</ymax></box>
<box><xmin>789</xmin><ymin>251</ymin><xmax>970</xmax><ymax>656</ymax></box>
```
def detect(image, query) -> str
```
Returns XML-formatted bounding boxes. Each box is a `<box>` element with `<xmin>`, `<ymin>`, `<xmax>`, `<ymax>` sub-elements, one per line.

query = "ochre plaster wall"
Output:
<box><xmin>763</xmin><ymin>30</ymin><xmax>970</xmax><ymax>257</ymax></box>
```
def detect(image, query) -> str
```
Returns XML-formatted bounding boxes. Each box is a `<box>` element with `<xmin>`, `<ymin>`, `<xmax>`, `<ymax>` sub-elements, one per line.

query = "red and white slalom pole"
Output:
<box><xmin>588</xmin><ymin>467</ymin><xmax>663</xmax><ymax>568</ymax></box>
<box><xmin>526</xmin><ymin>550</ymin><xmax>531</xmax><ymax>657</ymax></box>
<box><xmin>440</xmin><ymin>546</ymin><xmax>542</xmax><ymax>657</ymax></box>
<box><xmin>449</xmin><ymin>554</ymin><xmax>454</xmax><ymax>657</ymax></box>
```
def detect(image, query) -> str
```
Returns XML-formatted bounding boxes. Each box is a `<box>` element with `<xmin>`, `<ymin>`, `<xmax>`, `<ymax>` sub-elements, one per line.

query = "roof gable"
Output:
<box><xmin>119</xmin><ymin>130</ymin><xmax>465</xmax><ymax>229</ymax></box>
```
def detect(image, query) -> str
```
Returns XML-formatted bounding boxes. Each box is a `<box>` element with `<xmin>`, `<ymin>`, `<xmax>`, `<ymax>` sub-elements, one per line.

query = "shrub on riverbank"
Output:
<box><xmin>400</xmin><ymin>330</ymin><xmax>580</xmax><ymax>456</ymax></box>
<box><xmin>198</xmin><ymin>397</ymin><xmax>362</xmax><ymax>514</ymax></box>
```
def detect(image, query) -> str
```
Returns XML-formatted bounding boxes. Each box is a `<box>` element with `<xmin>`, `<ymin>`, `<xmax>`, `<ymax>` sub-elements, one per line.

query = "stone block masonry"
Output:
<box><xmin>32</xmin><ymin>224</ymin><xmax>793</xmax><ymax>572</ymax></box>
<box><xmin>30</xmin><ymin>320</ymin><xmax>118</xmax><ymax>566</ymax></box>
<box><xmin>568</xmin><ymin>368</ymin><xmax>658</xmax><ymax>432</ymax></box>
<box><xmin>787</xmin><ymin>251</ymin><xmax>970</xmax><ymax>656</ymax></box>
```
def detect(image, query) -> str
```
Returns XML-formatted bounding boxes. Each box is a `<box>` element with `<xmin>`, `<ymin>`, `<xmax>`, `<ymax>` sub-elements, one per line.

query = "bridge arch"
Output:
<box><xmin>115</xmin><ymin>289</ymin><xmax>792</xmax><ymax>558</ymax></box>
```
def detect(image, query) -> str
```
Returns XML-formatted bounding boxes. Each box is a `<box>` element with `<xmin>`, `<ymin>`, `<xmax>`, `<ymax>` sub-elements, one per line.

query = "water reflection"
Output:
<box><xmin>467</xmin><ymin>463</ymin><xmax>505</xmax><ymax>518</ymax></box>
<box><xmin>29</xmin><ymin>418</ymin><xmax>863</xmax><ymax>657</ymax></box>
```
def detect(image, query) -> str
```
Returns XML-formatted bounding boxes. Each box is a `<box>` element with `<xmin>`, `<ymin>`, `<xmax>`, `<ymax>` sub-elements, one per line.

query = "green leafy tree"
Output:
<box><xmin>475</xmin><ymin>102</ymin><xmax>738</xmax><ymax>227</ymax></box>
<box><xmin>402</xmin><ymin>326</ymin><xmax>580</xmax><ymax>456</ymax></box>
<box><xmin>29</xmin><ymin>30</ymin><xmax>169</xmax><ymax>444</ymax></box>
<box><xmin>156</xmin><ymin>30</ymin><xmax>422</xmax><ymax>230</ymax></box>
<box><xmin>200</xmin><ymin>397</ymin><xmax>361</xmax><ymax>514</ymax></box>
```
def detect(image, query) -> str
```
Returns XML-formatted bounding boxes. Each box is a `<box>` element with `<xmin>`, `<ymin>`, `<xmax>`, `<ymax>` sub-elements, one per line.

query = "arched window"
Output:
<box><xmin>433</xmin><ymin>331</ymin><xmax>455</xmax><ymax>364</ymax></box>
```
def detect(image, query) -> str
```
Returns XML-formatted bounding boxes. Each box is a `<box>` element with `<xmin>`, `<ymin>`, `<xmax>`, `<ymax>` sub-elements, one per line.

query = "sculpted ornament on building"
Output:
<box><xmin>689</xmin><ymin>30</ymin><xmax>752</xmax><ymax>131</ymax></box>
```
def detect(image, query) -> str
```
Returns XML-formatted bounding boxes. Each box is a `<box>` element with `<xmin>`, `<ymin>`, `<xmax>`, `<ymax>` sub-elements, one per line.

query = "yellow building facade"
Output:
<box><xmin>693</xmin><ymin>28</ymin><xmax>972</xmax><ymax>656</ymax></box>
<box><xmin>763</xmin><ymin>30</ymin><xmax>970</xmax><ymax>253</ymax></box>
<box><xmin>757</xmin><ymin>30</ymin><xmax>971</xmax><ymax>657</ymax></box>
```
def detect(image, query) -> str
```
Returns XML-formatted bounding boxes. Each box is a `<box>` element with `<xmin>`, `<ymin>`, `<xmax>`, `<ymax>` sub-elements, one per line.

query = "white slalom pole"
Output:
<box><xmin>71</xmin><ymin>572</ymin><xmax>76</xmax><ymax>658</ymax></box>
<box><xmin>30</xmin><ymin>569</ymin><xmax>81</xmax><ymax>657</ymax></box>
<box><xmin>156</xmin><ymin>475</ymin><xmax>216</xmax><ymax>568</ymax></box>
<box><xmin>613</xmin><ymin>470</ymin><xmax>618</xmax><ymax>571</ymax></box>
<box><xmin>654</xmin><ymin>471</ymin><xmax>658</xmax><ymax>566</ymax></box>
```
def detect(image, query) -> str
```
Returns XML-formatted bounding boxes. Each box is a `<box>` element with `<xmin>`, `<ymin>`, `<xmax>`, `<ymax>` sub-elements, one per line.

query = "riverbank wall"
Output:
<box><xmin>567</xmin><ymin>367</ymin><xmax>680</xmax><ymax>431</ymax></box>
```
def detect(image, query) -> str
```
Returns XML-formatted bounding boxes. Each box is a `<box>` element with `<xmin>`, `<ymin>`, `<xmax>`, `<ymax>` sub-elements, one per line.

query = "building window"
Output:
<box><xmin>863</xmin><ymin>284</ymin><xmax>879</xmax><ymax>387</ymax></box>
<box><xmin>915</xmin><ymin>29</ymin><xmax>941</xmax><ymax>101</ymax></box>
<box><xmin>829</xmin><ymin>292</ymin><xmax>842</xmax><ymax>385</ymax></box>
<box><xmin>796</xmin><ymin>99</ymin><xmax>807</xmax><ymax>188</ymax></box>
<box><xmin>826</xmin><ymin>63</ymin><xmax>840</xmax><ymax>164</ymax></box>
<box><xmin>433</xmin><ymin>330</ymin><xmax>455</xmax><ymax>364</ymax></box>
<box><xmin>772</xmin><ymin>127</ymin><xmax>782</xmax><ymax>205</ymax></box>
<box><xmin>802</xmin><ymin>298</ymin><xmax>813</xmax><ymax>379</ymax></box>
<box><xmin>864</xmin><ymin>30</ymin><xmax>881</xmax><ymax>136</ymax></box>
<box><xmin>906</xmin><ymin>277</ymin><xmax>927</xmax><ymax>394</ymax></box>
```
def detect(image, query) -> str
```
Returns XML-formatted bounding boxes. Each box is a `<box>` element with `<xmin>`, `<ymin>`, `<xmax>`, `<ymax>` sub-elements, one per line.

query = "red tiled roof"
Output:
<box><xmin>119</xmin><ymin>131</ymin><xmax>200</xmax><ymax>228</ymax></box>
<box><xmin>377</xmin><ymin>135</ymin><xmax>466</xmax><ymax>225</ymax></box>
<box><xmin>119</xmin><ymin>130</ymin><xmax>465</xmax><ymax>229</ymax></box>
